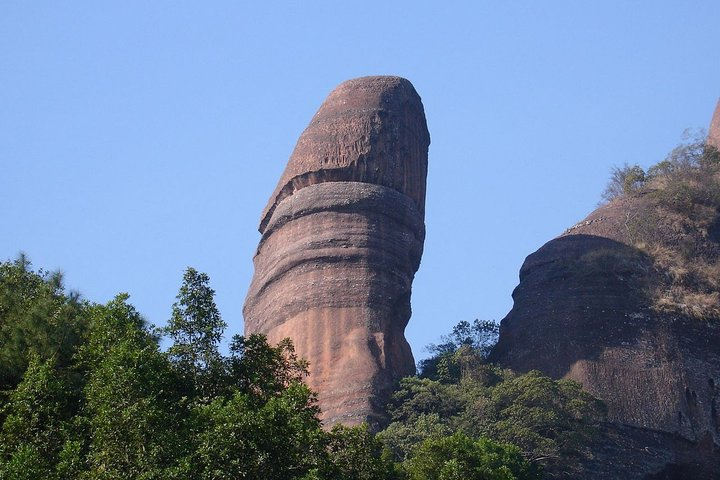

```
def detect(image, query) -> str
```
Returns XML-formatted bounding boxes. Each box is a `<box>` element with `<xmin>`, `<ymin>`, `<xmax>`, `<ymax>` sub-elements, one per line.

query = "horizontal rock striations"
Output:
<box><xmin>244</xmin><ymin>76</ymin><xmax>430</xmax><ymax>428</ymax></box>
<box><xmin>259</xmin><ymin>76</ymin><xmax>430</xmax><ymax>233</ymax></box>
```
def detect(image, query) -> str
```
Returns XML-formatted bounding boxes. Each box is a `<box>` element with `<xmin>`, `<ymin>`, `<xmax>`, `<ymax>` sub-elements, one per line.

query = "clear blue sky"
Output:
<box><xmin>2</xmin><ymin>2</ymin><xmax>719</xmax><ymax>360</ymax></box>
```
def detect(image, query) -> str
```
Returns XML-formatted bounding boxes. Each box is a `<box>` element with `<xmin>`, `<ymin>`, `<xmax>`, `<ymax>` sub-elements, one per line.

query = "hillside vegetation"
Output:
<box><xmin>2</xmin><ymin>141</ymin><xmax>714</xmax><ymax>478</ymax></box>
<box><xmin>602</xmin><ymin>138</ymin><xmax>720</xmax><ymax>319</ymax></box>
<box><xmin>1</xmin><ymin>258</ymin><xmax>573</xmax><ymax>480</ymax></box>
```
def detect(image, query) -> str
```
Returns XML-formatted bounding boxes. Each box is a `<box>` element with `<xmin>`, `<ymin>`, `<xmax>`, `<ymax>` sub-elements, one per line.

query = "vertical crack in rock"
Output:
<box><xmin>244</xmin><ymin>76</ymin><xmax>430</xmax><ymax>428</ymax></box>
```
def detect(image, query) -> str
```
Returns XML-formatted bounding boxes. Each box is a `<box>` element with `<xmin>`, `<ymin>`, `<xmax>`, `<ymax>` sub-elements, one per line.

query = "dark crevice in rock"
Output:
<box><xmin>261</xmin><ymin>159</ymin><xmax>378</xmax><ymax>233</ymax></box>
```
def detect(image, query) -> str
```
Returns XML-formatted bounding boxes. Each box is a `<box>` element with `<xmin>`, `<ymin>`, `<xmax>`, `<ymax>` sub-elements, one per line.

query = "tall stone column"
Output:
<box><xmin>244</xmin><ymin>76</ymin><xmax>430</xmax><ymax>428</ymax></box>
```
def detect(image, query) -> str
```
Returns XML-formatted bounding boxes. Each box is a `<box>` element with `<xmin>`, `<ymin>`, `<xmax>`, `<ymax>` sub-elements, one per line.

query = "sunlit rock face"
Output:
<box><xmin>709</xmin><ymin>98</ymin><xmax>720</xmax><ymax>149</ymax></box>
<box><xmin>244</xmin><ymin>76</ymin><xmax>429</xmax><ymax>428</ymax></box>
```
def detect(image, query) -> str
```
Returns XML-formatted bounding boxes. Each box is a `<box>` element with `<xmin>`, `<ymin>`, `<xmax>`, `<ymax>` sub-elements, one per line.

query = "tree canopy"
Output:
<box><xmin>0</xmin><ymin>258</ymin><xmax>604</xmax><ymax>478</ymax></box>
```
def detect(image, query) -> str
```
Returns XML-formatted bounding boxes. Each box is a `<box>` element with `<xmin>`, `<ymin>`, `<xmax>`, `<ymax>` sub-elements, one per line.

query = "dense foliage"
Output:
<box><xmin>403</xmin><ymin>433</ymin><xmax>536</xmax><ymax>480</ymax></box>
<box><xmin>0</xmin><ymin>255</ymin><xmax>87</xmax><ymax>391</ymax></box>
<box><xmin>0</xmin><ymin>259</ymin><xmax>604</xmax><ymax>478</ymax></box>
<box><xmin>418</xmin><ymin>319</ymin><xmax>498</xmax><ymax>382</ymax></box>
<box><xmin>0</xmin><ymin>261</ymin><xmax>356</xmax><ymax>479</ymax></box>
<box><xmin>378</xmin><ymin>326</ymin><xmax>605</xmax><ymax>478</ymax></box>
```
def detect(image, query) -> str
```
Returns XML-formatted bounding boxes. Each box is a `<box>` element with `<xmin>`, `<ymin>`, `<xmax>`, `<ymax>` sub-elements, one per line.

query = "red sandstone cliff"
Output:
<box><xmin>244</xmin><ymin>76</ymin><xmax>430</xmax><ymax>428</ymax></box>
<box><xmin>491</xmin><ymin>111</ymin><xmax>720</xmax><ymax>478</ymax></box>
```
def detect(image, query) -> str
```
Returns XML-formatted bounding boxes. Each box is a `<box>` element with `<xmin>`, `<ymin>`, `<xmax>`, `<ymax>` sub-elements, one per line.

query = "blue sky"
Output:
<box><xmin>2</xmin><ymin>2</ymin><xmax>719</xmax><ymax>360</ymax></box>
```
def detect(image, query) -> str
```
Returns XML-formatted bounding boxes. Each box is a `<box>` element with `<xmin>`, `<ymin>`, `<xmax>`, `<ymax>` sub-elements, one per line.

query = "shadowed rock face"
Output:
<box><xmin>491</xmin><ymin>228</ymin><xmax>720</xmax><ymax>441</ymax></box>
<box><xmin>491</xmin><ymin>183</ymin><xmax>720</xmax><ymax>477</ymax></box>
<box><xmin>244</xmin><ymin>76</ymin><xmax>429</xmax><ymax>428</ymax></box>
<box><xmin>710</xmin><ymin>98</ymin><xmax>720</xmax><ymax>149</ymax></box>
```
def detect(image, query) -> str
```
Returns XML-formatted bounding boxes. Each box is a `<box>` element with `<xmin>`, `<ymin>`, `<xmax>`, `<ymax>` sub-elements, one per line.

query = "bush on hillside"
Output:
<box><xmin>601</xmin><ymin>137</ymin><xmax>720</xmax><ymax>319</ymax></box>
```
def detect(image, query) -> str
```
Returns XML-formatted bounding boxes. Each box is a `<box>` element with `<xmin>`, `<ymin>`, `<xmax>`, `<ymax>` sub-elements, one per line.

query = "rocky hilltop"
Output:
<box><xmin>244</xmin><ymin>76</ymin><xmax>430</xmax><ymax>428</ymax></box>
<box><xmin>491</xmin><ymin>104</ymin><xmax>720</xmax><ymax>478</ymax></box>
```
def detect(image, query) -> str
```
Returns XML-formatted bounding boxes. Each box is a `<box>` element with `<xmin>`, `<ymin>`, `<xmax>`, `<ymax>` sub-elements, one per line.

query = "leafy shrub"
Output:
<box><xmin>461</xmin><ymin>371</ymin><xmax>605</xmax><ymax>462</ymax></box>
<box><xmin>378</xmin><ymin>413</ymin><xmax>453</xmax><ymax>462</ymax></box>
<box><xmin>599</xmin><ymin>137</ymin><xmax>720</xmax><ymax>319</ymax></box>
<box><xmin>403</xmin><ymin>432</ymin><xmax>540</xmax><ymax>480</ymax></box>
<box><xmin>601</xmin><ymin>164</ymin><xmax>647</xmax><ymax>202</ymax></box>
<box><xmin>381</xmin><ymin>322</ymin><xmax>606</xmax><ymax>476</ymax></box>
<box><xmin>419</xmin><ymin>319</ymin><xmax>499</xmax><ymax>382</ymax></box>
<box><xmin>325</xmin><ymin>424</ymin><xmax>401</xmax><ymax>480</ymax></box>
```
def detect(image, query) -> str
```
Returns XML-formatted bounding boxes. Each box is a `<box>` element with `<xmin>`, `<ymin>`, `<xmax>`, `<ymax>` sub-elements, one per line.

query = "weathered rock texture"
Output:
<box><xmin>709</xmin><ymin>98</ymin><xmax>720</xmax><ymax>149</ymax></box>
<box><xmin>491</xmin><ymin>229</ymin><xmax>720</xmax><ymax>476</ymax></box>
<box><xmin>491</xmin><ymin>110</ymin><xmax>720</xmax><ymax>477</ymax></box>
<box><xmin>244</xmin><ymin>76</ymin><xmax>429</xmax><ymax>428</ymax></box>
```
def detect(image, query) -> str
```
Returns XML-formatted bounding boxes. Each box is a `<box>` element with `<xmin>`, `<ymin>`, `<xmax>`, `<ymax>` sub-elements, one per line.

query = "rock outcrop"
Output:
<box><xmin>491</xmin><ymin>207</ymin><xmax>720</xmax><ymax>438</ymax></box>
<box><xmin>710</xmin><ymin>98</ymin><xmax>720</xmax><ymax>149</ymax></box>
<box><xmin>491</xmin><ymin>107</ymin><xmax>720</xmax><ymax>477</ymax></box>
<box><xmin>244</xmin><ymin>76</ymin><xmax>430</xmax><ymax>428</ymax></box>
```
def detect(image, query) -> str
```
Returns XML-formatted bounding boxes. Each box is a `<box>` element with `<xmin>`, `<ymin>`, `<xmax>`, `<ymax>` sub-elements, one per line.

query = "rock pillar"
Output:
<box><xmin>244</xmin><ymin>76</ymin><xmax>430</xmax><ymax>427</ymax></box>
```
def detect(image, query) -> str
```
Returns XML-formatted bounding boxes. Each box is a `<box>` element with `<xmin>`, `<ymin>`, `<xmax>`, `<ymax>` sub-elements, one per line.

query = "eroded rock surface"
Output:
<box><xmin>491</xmin><ymin>224</ymin><xmax>720</xmax><ymax>441</ymax></box>
<box><xmin>244</xmin><ymin>76</ymin><xmax>429</xmax><ymax>428</ymax></box>
<box><xmin>491</xmin><ymin>154</ymin><xmax>720</xmax><ymax>476</ymax></box>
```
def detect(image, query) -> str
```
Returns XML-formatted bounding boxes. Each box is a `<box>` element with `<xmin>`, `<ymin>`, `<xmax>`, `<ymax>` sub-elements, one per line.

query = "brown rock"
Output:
<box><xmin>709</xmin><ymin>98</ymin><xmax>720</xmax><ymax>149</ymax></box>
<box><xmin>260</xmin><ymin>76</ymin><xmax>430</xmax><ymax>232</ymax></box>
<box><xmin>244</xmin><ymin>76</ymin><xmax>429</xmax><ymax>428</ymax></box>
<box><xmin>491</xmin><ymin>222</ymin><xmax>720</xmax><ymax>441</ymax></box>
<box><xmin>491</xmin><ymin>124</ymin><xmax>720</xmax><ymax>476</ymax></box>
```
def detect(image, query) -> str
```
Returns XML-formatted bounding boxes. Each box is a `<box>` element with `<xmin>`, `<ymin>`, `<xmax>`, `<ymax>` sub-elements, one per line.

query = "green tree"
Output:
<box><xmin>382</xmin><ymin>322</ymin><xmax>606</xmax><ymax>476</ymax></box>
<box><xmin>174</xmin><ymin>333</ymin><xmax>331</xmax><ymax>480</ymax></box>
<box><xmin>164</xmin><ymin>267</ymin><xmax>227</xmax><ymax>399</ymax></box>
<box><xmin>80</xmin><ymin>295</ymin><xmax>187</xmax><ymax>479</ymax></box>
<box><xmin>325</xmin><ymin>424</ymin><xmax>401</xmax><ymax>480</ymax></box>
<box><xmin>228</xmin><ymin>334</ymin><xmax>309</xmax><ymax>401</ymax></box>
<box><xmin>386</xmin><ymin>377</ymin><xmax>463</xmax><ymax>425</ymax></box>
<box><xmin>0</xmin><ymin>354</ymin><xmax>77</xmax><ymax>479</ymax></box>
<box><xmin>460</xmin><ymin>370</ymin><xmax>605</xmax><ymax>464</ymax></box>
<box><xmin>601</xmin><ymin>163</ymin><xmax>647</xmax><ymax>202</ymax></box>
<box><xmin>190</xmin><ymin>382</ymin><xmax>326</xmax><ymax>480</ymax></box>
<box><xmin>0</xmin><ymin>259</ymin><xmax>429</xmax><ymax>479</ymax></box>
<box><xmin>420</xmin><ymin>320</ymin><xmax>498</xmax><ymax>382</ymax></box>
<box><xmin>378</xmin><ymin>412</ymin><xmax>452</xmax><ymax>462</ymax></box>
<box><xmin>403</xmin><ymin>432</ymin><xmax>539</xmax><ymax>480</ymax></box>
<box><xmin>0</xmin><ymin>256</ymin><xmax>87</xmax><ymax>390</ymax></box>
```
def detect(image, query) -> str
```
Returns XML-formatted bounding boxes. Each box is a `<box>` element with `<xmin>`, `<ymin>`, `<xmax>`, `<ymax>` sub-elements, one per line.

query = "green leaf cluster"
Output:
<box><xmin>419</xmin><ymin>319</ymin><xmax>499</xmax><ymax>382</ymax></box>
<box><xmin>404</xmin><ymin>432</ymin><xmax>537</xmax><ymax>480</ymax></box>
<box><xmin>379</xmin><ymin>323</ymin><xmax>606</xmax><ymax>477</ymax></box>
<box><xmin>0</xmin><ymin>255</ymin><xmax>87</xmax><ymax>391</ymax></box>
